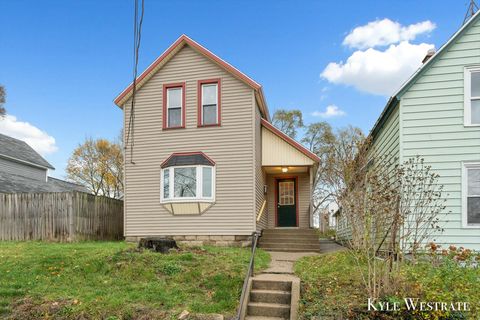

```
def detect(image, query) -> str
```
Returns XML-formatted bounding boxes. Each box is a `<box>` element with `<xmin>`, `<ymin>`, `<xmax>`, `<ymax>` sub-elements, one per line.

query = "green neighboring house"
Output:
<box><xmin>337</xmin><ymin>12</ymin><xmax>480</xmax><ymax>250</ymax></box>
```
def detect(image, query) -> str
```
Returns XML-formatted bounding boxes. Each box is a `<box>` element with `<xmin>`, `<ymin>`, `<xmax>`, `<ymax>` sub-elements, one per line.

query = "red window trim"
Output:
<box><xmin>163</xmin><ymin>82</ymin><xmax>186</xmax><ymax>130</ymax></box>
<box><xmin>197</xmin><ymin>78</ymin><xmax>221</xmax><ymax>127</ymax></box>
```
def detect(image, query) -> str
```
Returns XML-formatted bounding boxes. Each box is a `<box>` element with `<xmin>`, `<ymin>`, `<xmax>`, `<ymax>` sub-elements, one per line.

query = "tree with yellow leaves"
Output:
<box><xmin>66</xmin><ymin>137</ymin><xmax>123</xmax><ymax>198</ymax></box>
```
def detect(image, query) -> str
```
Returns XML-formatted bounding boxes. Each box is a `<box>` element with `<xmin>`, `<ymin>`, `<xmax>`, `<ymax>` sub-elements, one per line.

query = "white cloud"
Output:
<box><xmin>0</xmin><ymin>115</ymin><xmax>58</xmax><ymax>155</ymax></box>
<box><xmin>312</xmin><ymin>105</ymin><xmax>346</xmax><ymax>118</ymax></box>
<box><xmin>343</xmin><ymin>19</ymin><xmax>436</xmax><ymax>49</ymax></box>
<box><xmin>322</xmin><ymin>41</ymin><xmax>434</xmax><ymax>96</ymax></box>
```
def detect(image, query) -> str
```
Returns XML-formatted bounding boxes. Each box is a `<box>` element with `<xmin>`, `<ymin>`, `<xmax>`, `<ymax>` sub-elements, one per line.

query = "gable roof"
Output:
<box><xmin>370</xmin><ymin>10</ymin><xmax>480</xmax><ymax>139</ymax></box>
<box><xmin>0</xmin><ymin>133</ymin><xmax>54</xmax><ymax>170</ymax></box>
<box><xmin>114</xmin><ymin>34</ymin><xmax>270</xmax><ymax>121</ymax></box>
<box><xmin>261</xmin><ymin>119</ymin><xmax>320</xmax><ymax>163</ymax></box>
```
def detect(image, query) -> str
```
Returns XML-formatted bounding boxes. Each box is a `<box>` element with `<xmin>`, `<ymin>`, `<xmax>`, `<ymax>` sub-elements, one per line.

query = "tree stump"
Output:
<box><xmin>139</xmin><ymin>237</ymin><xmax>179</xmax><ymax>253</ymax></box>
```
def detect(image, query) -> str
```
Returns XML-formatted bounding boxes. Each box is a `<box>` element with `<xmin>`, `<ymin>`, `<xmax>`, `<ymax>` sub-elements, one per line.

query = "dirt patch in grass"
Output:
<box><xmin>0</xmin><ymin>242</ymin><xmax>270</xmax><ymax>319</ymax></box>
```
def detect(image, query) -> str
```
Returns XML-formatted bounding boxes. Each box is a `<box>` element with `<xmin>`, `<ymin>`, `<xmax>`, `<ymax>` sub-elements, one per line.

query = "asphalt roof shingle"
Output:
<box><xmin>0</xmin><ymin>133</ymin><xmax>54</xmax><ymax>169</ymax></box>
<box><xmin>0</xmin><ymin>171</ymin><xmax>88</xmax><ymax>193</ymax></box>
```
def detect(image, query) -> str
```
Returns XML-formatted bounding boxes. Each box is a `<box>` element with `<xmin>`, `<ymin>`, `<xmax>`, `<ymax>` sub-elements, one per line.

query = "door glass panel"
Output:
<box><xmin>279</xmin><ymin>181</ymin><xmax>295</xmax><ymax>205</ymax></box>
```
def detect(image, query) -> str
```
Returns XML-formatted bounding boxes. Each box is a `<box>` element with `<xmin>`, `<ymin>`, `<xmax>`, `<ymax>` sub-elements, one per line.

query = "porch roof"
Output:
<box><xmin>261</xmin><ymin>119</ymin><xmax>320</xmax><ymax>167</ymax></box>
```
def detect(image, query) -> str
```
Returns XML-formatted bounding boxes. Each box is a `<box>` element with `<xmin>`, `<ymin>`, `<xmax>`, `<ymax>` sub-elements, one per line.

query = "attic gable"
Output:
<box><xmin>114</xmin><ymin>35</ymin><xmax>270</xmax><ymax>120</ymax></box>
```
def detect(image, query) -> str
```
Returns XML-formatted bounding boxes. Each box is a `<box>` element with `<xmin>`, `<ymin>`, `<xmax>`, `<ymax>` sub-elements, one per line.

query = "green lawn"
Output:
<box><xmin>295</xmin><ymin>251</ymin><xmax>480</xmax><ymax>320</ymax></box>
<box><xmin>0</xmin><ymin>241</ymin><xmax>270</xmax><ymax>320</ymax></box>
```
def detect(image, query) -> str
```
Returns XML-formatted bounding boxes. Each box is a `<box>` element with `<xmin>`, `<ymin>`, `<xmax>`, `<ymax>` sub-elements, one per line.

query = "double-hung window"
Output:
<box><xmin>163</xmin><ymin>83</ymin><xmax>185</xmax><ymax>129</ymax></box>
<box><xmin>463</xmin><ymin>163</ymin><xmax>480</xmax><ymax>227</ymax></box>
<box><xmin>464</xmin><ymin>67</ymin><xmax>480</xmax><ymax>126</ymax></box>
<box><xmin>198</xmin><ymin>79</ymin><xmax>220</xmax><ymax>126</ymax></box>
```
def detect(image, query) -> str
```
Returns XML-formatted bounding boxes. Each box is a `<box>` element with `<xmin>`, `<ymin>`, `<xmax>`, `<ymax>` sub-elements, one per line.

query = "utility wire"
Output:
<box><xmin>464</xmin><ymin>0</ymin><xmax>479</xmax><ymax>24</ymax></box>
<box><xmin>125</xmin><ymin>0</ymin><xmax>145</xmax><ymax>164</ymax></box>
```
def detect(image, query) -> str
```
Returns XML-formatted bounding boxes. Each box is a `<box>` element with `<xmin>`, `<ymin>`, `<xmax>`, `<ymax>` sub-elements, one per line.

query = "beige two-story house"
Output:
<box><xmin>114</xmin><ymin>35</ymin><xmax>320</xmax><ymax>249</ymax></box>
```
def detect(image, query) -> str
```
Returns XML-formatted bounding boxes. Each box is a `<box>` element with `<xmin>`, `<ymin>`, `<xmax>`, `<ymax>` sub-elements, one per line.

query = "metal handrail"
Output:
<box><xmin>236</xmin><ymin>231</ymin><xmax>259</xmax><ymax>320</ymax></box>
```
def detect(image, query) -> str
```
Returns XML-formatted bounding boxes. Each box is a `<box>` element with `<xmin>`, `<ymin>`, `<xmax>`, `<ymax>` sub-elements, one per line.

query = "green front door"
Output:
<box><xmin>277</xmin><ymin>179</ymin><xmax>297</xmax><ymax>227</ymax></box>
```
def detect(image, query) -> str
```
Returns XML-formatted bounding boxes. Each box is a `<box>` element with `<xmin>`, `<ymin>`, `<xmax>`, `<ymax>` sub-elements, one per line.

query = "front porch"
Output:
<box><xmin>258</xmin><ymin>119</ymin><xmax>319</xmax><ymax>231</ymax></box>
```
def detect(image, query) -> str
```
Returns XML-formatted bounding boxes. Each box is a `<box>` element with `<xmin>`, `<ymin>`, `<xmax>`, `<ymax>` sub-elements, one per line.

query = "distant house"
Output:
<box><xmin>337</xmin><ymin>12</ymin><xmax>480</xmax><ymax>250</ymax></box>
<box><xmin>114</xmin><ymin>35</ymin><xmax>321</xmax><ymax>249</ymax></box>
<box><xmin>0</xmin><ymin>133</ymin><xmax>87</xmax><ymax>193</ymax></box>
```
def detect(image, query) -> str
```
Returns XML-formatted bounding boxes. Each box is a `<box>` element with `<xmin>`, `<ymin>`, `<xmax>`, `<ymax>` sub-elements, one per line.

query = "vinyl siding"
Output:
<box><xmin>255</xmin><ymin>105</ymin><xmax>268</xmax><ymax>231</ymax></box>
<box><xmin>262</xmin><ymin>128</ymin><xmax>315</xmax><ymax>166</ymax></box>
<box><xmin>371</xmin><ymin>106</ymin><xmax>401</xmax><ymax>163</ymax></box>
<box><xmin>266</xmin><ymin>173</ymin><xmax>310</xmax><ymax>229</ymax></box>
<box><xmin>122</xmin><ymin>45</ymin><xmax>256</xmax><ymax>236</ymax></box>
<box><xmin>400</xmin><ymin>16</ymin><xmax>480</xmax><ymax>250</ymax></box>
<box><xmin>0</xmin><ymin>157</ymin><xmax>47</xmax><ymax>182</ymax></box>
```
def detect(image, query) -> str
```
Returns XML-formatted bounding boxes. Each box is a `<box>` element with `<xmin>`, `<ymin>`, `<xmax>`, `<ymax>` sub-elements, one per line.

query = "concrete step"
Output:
<box><xmin>257</xmin><ymin>247</ymin><xmax>320</xmax><ymax>253</ymax></box>
<box><xmin>247</xmin><ymin>302</ymin><xmax>290</xmax><ymax>318</ymax></box>
<box><xmin>258</xmin><ymin>239</ymin><xmax>320</xmax><ymax>248</ymax></box>
<box><xmin>245</xmin><ymin>316</ymin><xmax>287</xmax><ymax>320</ymax></box>
<box><xmin>250</xmin><ymin>289</ymin><xmax>291</xmax><ymax>304</ymax></box>
<box><xmin>260</xmin><ymin>234</ymin><xmax>319</xmax><ymax>242</ymax></box>
<box><xmin>259</xmin><ymin>239</ymin><xmax>320</xmax><ymax>246</ymax></box>
<box><xmin>262</xmin><ymin>229</ymin><xmax>317</xmax><ymax>235</ymax></box>
<box><xmin>258</xmin><ymin>243</ymin><xmax>320</xmax><ymax>252</ymax></box>
<box><xmin>252</xmin><ymin>279</ymin><xmax>292</xmax><ymax>291</ymax></box>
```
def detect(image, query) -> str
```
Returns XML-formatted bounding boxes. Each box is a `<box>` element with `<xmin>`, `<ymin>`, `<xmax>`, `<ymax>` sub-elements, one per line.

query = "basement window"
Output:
<box><xmin>464</xmin><ymin>67</ymin><xmax>480</xmax><ymax>126</ymax></box>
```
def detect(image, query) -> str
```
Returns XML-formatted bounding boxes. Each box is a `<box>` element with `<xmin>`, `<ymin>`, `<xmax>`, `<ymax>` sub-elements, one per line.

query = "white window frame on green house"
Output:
<box><xmin>160</xmin><ymin>165</ymin><xmax>215</xmax><ymax>203</ymax></box>
<box><xmin>462</xmin><ymin>162</ymin><xmax>480</xmax><ymax>228</ymax></box>
<box><xmin>464</xmin><ymin>66</ymin><xmax>480</xmax><ymax>126</ymax></box>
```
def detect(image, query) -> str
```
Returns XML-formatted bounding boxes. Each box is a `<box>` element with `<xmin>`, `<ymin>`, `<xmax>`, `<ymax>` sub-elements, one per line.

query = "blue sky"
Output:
<box><xmin>0</xmin><ymin>0</ymin><xmax>468</xmax><ymax>178</ymax></box>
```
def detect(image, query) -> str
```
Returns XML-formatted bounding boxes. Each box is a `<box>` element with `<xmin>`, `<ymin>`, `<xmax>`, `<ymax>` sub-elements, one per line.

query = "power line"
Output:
<box><xmin>464</xmin><ymin>0</ymin><xmax>479</xmax><ymax>24</ymax></box>
<box><xmin>125</xmin><ymin>0</ymin><xmax>145</xmax><ymax>164</ymax></box>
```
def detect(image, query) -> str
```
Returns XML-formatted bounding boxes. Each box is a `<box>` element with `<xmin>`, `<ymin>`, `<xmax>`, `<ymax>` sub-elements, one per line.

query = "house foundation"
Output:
<box><xmin>125</xmin><ymin>235</ymin><xmax>252</xmax><ymax>248</ymax></box>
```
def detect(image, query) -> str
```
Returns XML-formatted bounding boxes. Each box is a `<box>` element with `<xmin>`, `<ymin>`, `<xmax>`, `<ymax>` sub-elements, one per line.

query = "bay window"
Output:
<box><xmin>198</xmin><ymin>79</ymin><xmax>220</xmax><ymax>126</ymax></box>
<box><xmin>161</xmin><ymin>165</ymin><xmax>215</xmax><ymax>202</ymax></box>
<box><xmin>464</xmin><ymin>67</ymin><xmax>480</xmax><ymax>126</ymax></box>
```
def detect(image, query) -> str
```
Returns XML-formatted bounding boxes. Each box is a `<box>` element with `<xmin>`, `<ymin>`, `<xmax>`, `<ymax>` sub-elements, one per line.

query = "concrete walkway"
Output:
<box><xmin>319</xmin><ymin>238</ymin><xmax>347</xmax><ymax>254</ymax></box>
<box><xmin>261</xmin><ymin>238</ymin><xmax>346</xmax><ymax>274</ymax></box>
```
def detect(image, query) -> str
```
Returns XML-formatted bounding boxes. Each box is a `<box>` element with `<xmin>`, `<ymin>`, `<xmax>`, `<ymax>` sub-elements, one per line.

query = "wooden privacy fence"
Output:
<box><xmin>0</xmin><ymin>192</ymin><xmax>123</xmax><ymax>241</ymax></box>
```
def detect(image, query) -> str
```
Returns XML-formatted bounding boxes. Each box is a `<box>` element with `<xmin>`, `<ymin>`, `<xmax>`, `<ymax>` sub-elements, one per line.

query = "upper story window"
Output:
<box><xmin>464</xmin><ymin>67</ymin><xmax>480</xmax><ymax>126</ymax></box>
<box><xmin>463</xmin><ymin>162</ymin><xmax>480</xmax><ymax>228</ymax></box>
<box><xmin>198</xmin><ymin>79</ymin><xmax>221</xmax><ymax>126</ymax></box>
<box><xmin>160</xmin><ymin>152</ymin><xmax>216</xmax><ymax>203</ymax></box>
<box><xmin>163</xmin><ymin>83</ymin><xmax>185</xmax><ymax>129</ymax></box>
